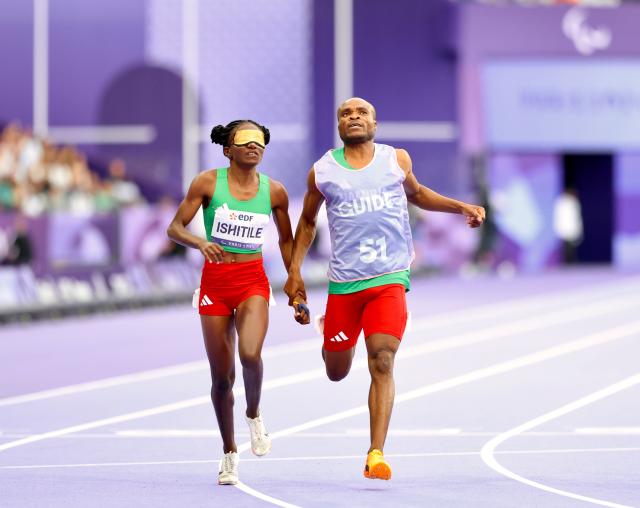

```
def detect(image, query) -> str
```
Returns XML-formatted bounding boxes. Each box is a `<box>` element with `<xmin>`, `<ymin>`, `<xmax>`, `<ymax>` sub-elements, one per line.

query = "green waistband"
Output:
<box><xmin>328</xmin><ymin>270</ymin><xmax>410</xmax><ymax>295</ymax></box>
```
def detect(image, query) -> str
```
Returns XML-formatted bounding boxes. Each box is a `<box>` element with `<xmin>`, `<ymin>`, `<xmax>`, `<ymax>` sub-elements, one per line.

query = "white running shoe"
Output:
<box><xmin>245</xmin><ymin>412</ymin><xmax>272</xmax><ymax>456</ymax></box>
<box><xmin>217</xmin><ymin>451</ymin><xmax>239</xmax><ymax>485</ymax></box>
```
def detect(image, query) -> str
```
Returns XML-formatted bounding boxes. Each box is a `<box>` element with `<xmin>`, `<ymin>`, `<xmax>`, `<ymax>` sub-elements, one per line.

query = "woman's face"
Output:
<box><xmin>225</xmin><ymin>124</ymin><xmax>265</xmax><ymax>167</ymax></box>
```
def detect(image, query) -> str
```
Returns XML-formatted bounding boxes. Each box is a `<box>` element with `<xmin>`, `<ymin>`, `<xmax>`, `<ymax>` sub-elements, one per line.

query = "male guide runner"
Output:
<box><xmin>285</xmin><ymin>98</ymin><xmax>485</xmax><ymax>480</ymax></box>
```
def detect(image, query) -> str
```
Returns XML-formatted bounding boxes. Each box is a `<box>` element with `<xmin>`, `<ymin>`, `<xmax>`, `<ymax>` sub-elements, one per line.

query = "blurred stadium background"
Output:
<box><xmin>1</xmin><ymin>0</ymin><xmax>639</xmax><ymax>323</ymax></box>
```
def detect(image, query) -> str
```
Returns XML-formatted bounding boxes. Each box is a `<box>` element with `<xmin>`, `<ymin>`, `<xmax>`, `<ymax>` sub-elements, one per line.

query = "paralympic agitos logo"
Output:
<box><xmin>562</xmin><ymin>7</ymin><xmax>612</xmax><ymax>56</ymax></box>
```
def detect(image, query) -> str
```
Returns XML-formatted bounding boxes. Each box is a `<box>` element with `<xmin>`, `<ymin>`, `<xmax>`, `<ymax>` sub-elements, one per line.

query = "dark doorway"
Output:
<box><xmin>562</xmin><ymin>154</ymin><xmax>613</xmax><ymax>264</ymax></box>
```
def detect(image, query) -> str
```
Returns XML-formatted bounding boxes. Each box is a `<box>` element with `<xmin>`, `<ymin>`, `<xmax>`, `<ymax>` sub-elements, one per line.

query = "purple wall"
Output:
<box><xmin>614</xmin><ymin>154</ymin><xmax>640</xmax><ymax>268</ymax></box>
<box><xmin>459</xmin><ymin>4</ymin><xmax>640</xmax><ymax>152</ymax></box>
<box><xmin>48</xmin><ymin>0</ymin><xmax>146</xmax><ymax>126</ymax></box>
<box><xmin>459</xmin><ymin>4</ymin><xmax>640</xmax><ymax>269</ymax></box>
<box><xmin>312</xmin><ymin>0</ymin><xmax>335</xmax><ymax>161</ymax></box>
<box><xmin>312</xmin><ymin>0</ymin><xmax>461</xmax><ymax>195</ymax></box>
<box><xmin>2</xmin><ymin>0</ymin><xmax>461</xmax><ymax>201</ymax></box>
<box><xmin>0</xmin><ymin>0</ymin><xmax>33</xmax><ymax>127</ymax></box>
<box><xmin>354</xmin><ymin>0</ymin><xmax>459</xmax><ymax>195</ymax></box>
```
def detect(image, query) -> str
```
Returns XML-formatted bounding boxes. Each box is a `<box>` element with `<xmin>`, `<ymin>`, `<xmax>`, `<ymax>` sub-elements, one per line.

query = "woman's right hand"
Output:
<box><xmin>198</xmin><ymin>240</ymin><xmax>226</xmax><ymax>263</ymax></box>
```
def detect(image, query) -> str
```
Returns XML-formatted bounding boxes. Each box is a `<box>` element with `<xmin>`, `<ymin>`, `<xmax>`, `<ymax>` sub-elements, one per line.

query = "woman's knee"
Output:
<box><xmin>212</xmin><ymin>372</ymin><xmax>235</xmax><ymax>393</ymax></box>
<box><xmin>239</xmin><ymin>351</ymin><xmax>262</xmax><ymax>370</ymax></box>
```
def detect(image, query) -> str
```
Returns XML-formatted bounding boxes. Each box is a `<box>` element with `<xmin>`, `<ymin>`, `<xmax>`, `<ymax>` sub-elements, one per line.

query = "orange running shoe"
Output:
<box><xmin>364</xmin><ymin>449</ymin><xmax>392</xmax><ymax>480</ymax></box>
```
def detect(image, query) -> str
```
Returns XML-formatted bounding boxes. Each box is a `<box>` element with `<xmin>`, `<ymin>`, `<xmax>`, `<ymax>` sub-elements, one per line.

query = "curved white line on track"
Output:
<box><xmin>2</xmin><ymin>276</ymin><xmax>638</xmax><ymax>408</ymax></box>
<box><xmin>5</xmin><ymin>447</ymin><xmax>640</xmax><ymax>470</ymax></box>
<box><xmin>480</xmin><ymin>373</ymin><xmax>640</xmax><ymax>508</ymax></box>
<box><xmin>2</xmin><ymin>303</ymin><xmax>639</xmax><ymax>502</ymax></box>
<box><xmin>235</xmin><ymin>482</ymin><xmax>301</xmax><ymax>508</ymax></box>
<box><xmin>233</xmin><ymin>320</ymin><xmax>640</xmax><ymax>506</ymax></box>
<box><xmin>0</xmin><ymin>364</ymin><xmax>338</xmax><ymax>453</ymax></box>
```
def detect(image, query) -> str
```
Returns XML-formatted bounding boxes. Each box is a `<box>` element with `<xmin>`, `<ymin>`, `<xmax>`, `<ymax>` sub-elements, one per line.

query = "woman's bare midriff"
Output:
<box><xmin>218</xmin><ymin>251</ymin><xmax>263</xmax><ymax>264</ymax></box>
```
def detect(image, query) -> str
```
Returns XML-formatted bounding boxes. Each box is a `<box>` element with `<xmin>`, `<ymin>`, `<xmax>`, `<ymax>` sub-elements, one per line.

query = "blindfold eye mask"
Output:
<box><xmin>232</xmin><ymin>130</ymin><xmax>266</xmax><ymax>149</ymax></box>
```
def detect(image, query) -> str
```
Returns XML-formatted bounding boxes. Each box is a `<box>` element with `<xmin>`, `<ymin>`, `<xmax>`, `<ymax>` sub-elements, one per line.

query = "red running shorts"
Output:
<box><xmin>198</xmin><ymin>258</ymin><xmax>271</xmax><ymax>316</ymax></box>
<box><xmin>323</xmin><ymin>283</ymin><xmax>408</xmax><ymax>352</ymax></box>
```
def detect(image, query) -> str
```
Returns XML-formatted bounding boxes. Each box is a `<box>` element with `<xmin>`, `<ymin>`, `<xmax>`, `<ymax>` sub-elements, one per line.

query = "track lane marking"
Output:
<box><xmin>480</xmin><ymin>373</ymin><xmax>640</xmax><ymax>508</ymax></box>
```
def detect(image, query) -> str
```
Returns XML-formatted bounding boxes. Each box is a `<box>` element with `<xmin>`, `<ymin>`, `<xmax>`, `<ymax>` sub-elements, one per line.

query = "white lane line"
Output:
<box><xmin>6</xmin><ymin>447</ymin><xmax>640</xmax><ymax>471</ymax></box>
<box><xmin>2</xmin><ymin>276</ymin><xmax>637</xmax><ymax>408</ymax></box>
<box><xmin>235</xmin><ymin>482</ymin><xmax>300</xmax><ymax>508</ymax></box>
<box><xmin>234</xmin><ymin>320</ymin><xmax>640</xmax><ymax>505</ymax></box>
<box><xmin>0</xmin><ymin>366</ymin><xmax>333</xmax><ymax>453</ymax></box>
<box><xmin>0</xmin><ymin>361</ymin><xmax>207</xmax><ymax>409</ymax></box>
<box><xmin>410</xmin><ymin>276</ymin><xmax>640</xmax><ymax>333</ymax></box>
<box><xmin>480</xmin><ymin>373</ymin><xmax>640</xmax><ymax>508</ymax></box>
<box><xmin>575</xmin><ymin>427</ymin><xmax>640</xmax><ymax>435</ymax></box>
<box><xmin>116</xmin><ymin>430</ymin><xmax>220</xmax><ymax>438</ymax></box>
<box><xmin>0</xmin><ymin>397</ymin><xmax>208</xmax><ymax>453</ymax></box>
<box><xmin>1</xmin><ymin>301</ymin><xmax>638</xmax><ymax>456</ymax></box>
<box><xmin>397</xmin><ymin>294</ymin><xmax>639</xmax><ymax>362</ymax></box>
<box><xmin>3</xmin><ymin>429</ymin><xmax>638</xmax><ymax>440</ymax></box>
<box><xmin>345</xmin><ymin>428</ymin><xmax>462</xmax><ymax>436</ymax></box>
<box><xmin>0</xmin><ymin>338</ymin><xmax>321</xmax><ymax>408</ymax></box>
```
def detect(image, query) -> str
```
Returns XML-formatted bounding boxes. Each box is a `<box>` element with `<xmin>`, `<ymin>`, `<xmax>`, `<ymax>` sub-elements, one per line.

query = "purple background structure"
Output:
<box><xmin>1</xmin><ymin>0</ymin><xmax>640</xmax><ymax>285</ymax></box>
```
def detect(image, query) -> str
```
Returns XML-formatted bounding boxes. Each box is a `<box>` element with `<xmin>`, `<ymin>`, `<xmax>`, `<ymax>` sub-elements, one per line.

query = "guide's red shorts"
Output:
<box><xmin>323</xmin><ymin>284</ymin><xmax>408</xmax><ymax>352</ymax></box>
<box><xmin>198</xmin><ymin>259</ymin><xmax>270</xmax><ymax>316</ymax></box>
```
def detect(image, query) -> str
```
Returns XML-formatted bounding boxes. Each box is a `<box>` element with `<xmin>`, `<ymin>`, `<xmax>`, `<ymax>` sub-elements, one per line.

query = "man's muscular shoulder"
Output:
<box><xmin>394</xmin><ymin>148</ymin><xmax>412</xmax><ymax>175</ymax></box>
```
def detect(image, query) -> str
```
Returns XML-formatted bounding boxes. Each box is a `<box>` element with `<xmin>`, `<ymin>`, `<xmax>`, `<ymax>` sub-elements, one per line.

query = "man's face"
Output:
<box><xmin>337</xmin><ymin>100</ymin><xmax>376</xmax><ymax>144</ymax></box>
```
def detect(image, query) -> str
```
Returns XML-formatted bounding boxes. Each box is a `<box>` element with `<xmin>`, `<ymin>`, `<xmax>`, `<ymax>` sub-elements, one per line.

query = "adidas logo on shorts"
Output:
<box><xmin>200</xmin><ymin>294</ymin><xmax>213</xmax><ymax>306</ymax></box>
<box><xmin>329</xmin><ymin>331</ymin><xmax>349</xmax><ymax>343</ymax></box>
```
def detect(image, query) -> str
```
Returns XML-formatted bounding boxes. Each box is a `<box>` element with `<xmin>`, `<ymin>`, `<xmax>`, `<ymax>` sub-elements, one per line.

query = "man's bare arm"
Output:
<box><xmin>396</xmin><ymin>148</ymin><xmax>485</xmax><ymax>227</ymax></box>
<box><xmin>283</xmin><ymin>168</ymin><xmax>325</xmax><ymax>313</ymax></box>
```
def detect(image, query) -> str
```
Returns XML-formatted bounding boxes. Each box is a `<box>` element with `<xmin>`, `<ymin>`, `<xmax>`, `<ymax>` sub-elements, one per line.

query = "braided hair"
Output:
<box><xmin>210</xmin><ymin>120</ymin><xmax>270</xmax><ymax>147</ymax></box>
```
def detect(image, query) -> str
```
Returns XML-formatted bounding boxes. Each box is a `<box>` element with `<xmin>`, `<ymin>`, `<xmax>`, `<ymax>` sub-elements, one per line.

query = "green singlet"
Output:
<box><xmin>203</xmin><ymin>167</ymin><xmax>271</xmax><ymax>254</ymax></box>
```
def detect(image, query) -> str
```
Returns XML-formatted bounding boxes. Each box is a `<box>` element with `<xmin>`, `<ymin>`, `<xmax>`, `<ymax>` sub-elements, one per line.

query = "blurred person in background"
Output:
<box><xmin>285</xmin><ymin>97</ymin><xmax>485</xmax><ymax>481</ymax></box>
<box><xmin>471</xmin><ymin>157</ymin><xmax>497</xmax><ymax>272</ymax></box>
<box><xmin>0</xmin><ymin>124</ymin><xmax>145</xmax><ymax>216</ymax></box>
<box><xmin>1</xmin><ymin>214</ymin><xmax>32</xmax><ymax>266</ymax></box>
<box><xmin>167</xmin><ymin>119</ymin><xmax>301</xmax><ymax>486</ymax></box>
<box><xmin>553</xmin><ymin>187</ymin><xmax>583</xmax><ymax>264</ymax></box>
<box><xmin>107</xmin><ymin>158</ymin><xmax>142</xmax><ymax>207</ymax></box>
<box><xmin>0</xmin><ymin>124</ymin><xmax>22</xmax><ymax>211</ymax></box>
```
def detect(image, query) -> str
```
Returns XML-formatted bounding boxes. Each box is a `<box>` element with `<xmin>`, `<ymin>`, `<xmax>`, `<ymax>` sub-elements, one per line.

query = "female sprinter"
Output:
<box><xmin>167</xmin><ymin>120</ymin><xmax>307</xmax><ymax>485</ymax></box>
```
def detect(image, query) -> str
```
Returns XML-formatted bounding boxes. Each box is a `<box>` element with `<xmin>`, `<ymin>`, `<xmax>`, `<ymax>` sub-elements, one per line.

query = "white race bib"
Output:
<box><xmin>211</xmin><ymin>204</ymin><xmax>269</xmax><ymax>250</ymax></box>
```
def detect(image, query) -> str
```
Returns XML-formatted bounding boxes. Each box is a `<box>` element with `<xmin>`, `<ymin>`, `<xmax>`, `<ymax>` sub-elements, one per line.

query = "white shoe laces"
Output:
<box><xmin>220</xmin><ymin>453</ymin><xmax>237</xmax><ymax>474</ymax></box>
<box><xmin>248</xmin><ymin>415</ymin><xmax>266</xmax><ymax>438</ymax></box>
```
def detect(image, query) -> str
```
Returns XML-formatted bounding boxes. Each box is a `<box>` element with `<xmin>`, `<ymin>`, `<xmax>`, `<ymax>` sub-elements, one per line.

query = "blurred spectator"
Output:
<box><xmin>1</xmin><ymin>215</ymin><xmax>32</xmax><ymax>265</ymax></box>
<box><xmin>471</xmin><ymin>163</ymin><xmax>497</xmax><ymax>271</ymax></box>
<box><xmin>553</xmin><ymin>188</ymin><xmax>583</xmax><ymax>264</ymax></box>
<box><xmin>0</xmin><ymin>123</ymin><xmax>146</xmax><ymax>216</ymax></box>
<box><xmin>107</xmin><ymin>158</ymin><xmax>142</xmax><ymax>207</ymax></box>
